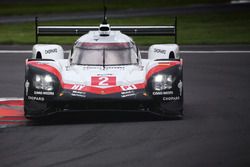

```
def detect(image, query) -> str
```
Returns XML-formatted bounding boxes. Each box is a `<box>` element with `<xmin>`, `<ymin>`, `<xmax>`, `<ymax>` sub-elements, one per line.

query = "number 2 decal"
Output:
<box><xmin>91</xmin><ymin>76</ymin><xmax>116</xmax><ymax>86</ymax></box>
<box><xmin>98</xmin><ymin>77</ymin><xmax>109</xmax><ymax>86</ymax></box>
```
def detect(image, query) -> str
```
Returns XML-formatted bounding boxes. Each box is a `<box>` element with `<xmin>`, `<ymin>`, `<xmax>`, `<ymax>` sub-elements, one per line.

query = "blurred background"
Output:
<box><xmin>0</xmin><ymin>0</ymin><xmax>249</xmax><ymax>45</ymax></box>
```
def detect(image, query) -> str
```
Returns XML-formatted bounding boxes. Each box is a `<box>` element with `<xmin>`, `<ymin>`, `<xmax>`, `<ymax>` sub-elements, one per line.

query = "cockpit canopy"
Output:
<box><xmin>71</xmin><ymin>42</ymin><xmax>138</xmax><ymax>66</ymax></box>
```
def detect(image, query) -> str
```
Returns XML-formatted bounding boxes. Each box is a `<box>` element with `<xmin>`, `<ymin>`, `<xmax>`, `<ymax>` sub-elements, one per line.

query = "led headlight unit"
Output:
<box><xmin>153</xmin><ymin>74</ymin><xmax>174</xmax><ymax>91</ymax></box>
<box><xmin>33</xmin><ymin>74</ymin><xmax>54</xmax><ymax>91</ymax></box>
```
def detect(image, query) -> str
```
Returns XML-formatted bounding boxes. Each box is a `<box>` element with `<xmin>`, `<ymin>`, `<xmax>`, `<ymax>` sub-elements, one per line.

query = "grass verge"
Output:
<box><xmin>0</xmin><ymin>0</ymin><xmax>227</xmax><ymax>16</ymax></box>
<box><xmin>0</xmin><ymin>11</ymin><xmax>249</xmax><ymax>45</ymax></box>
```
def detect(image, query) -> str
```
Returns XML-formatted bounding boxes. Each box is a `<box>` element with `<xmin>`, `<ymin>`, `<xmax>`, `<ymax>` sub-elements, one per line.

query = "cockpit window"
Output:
<box><xmin>71</xmin><ymin>42</ymin><xmax>138</xmax><ymax>66</ymax></box>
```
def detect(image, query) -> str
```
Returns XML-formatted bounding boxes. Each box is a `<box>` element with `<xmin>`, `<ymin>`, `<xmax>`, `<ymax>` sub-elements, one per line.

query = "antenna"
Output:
<box><xmin>99</xmin><ymin>0</ymin><xmax>110</xmax><ymax>36</ymax></box>
<box><xmin>102</xmin><ymin>0</ymin><xmax>108</xmax><ymax>24</ymax></box>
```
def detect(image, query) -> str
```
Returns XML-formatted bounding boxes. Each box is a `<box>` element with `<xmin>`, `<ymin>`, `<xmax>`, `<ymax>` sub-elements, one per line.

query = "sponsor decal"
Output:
<box><xmin>34</xmin><ymin>91</ymin><xmax>54</xmax><ymax>96</ymax></box>
<box><xmin>96</xmin><ymin>74</ymin><xmax>113</xmax><ymax>76</ymax></box>
<box><xmin>121</xmin><ymin>90</ymin><xmax>136</xmax><ymax>98</ymax></box>
<box><xmin>121</xmin><ymin>85</ymin><xmax>137</xmax><ymax>91</ymax></box>
<box><xmin>45</xmin><ymin>48</ymin><xmax>57</xmax><ymax>54</ymax></box>
<box><xmin>82</xmin><ymin>66</ymin><xmax>102</xmax><ymax>70</ymax></box>
<box><xmin>82</xmin><ymin>66</ymin><xmax>125</xmax><ymax>70</ymax></box>
<box><xmin>91</xmin><ymin>76</ymin><xmax>116</xmax><ymax>86</ymax></box>
<box><xmin>163</xmin><ymin>96</ymin><xmax>180</xmax><ymax>101</ymax></box>
<box><xmin>178</xmin><ymin>80</ymin><xmax>183</xmax><ymax>96</ymax></box>
<box><xmin>154</xmin><ymin>48</ymin><xmax>166</xmax><ymax>54</ymax></box>
<box><xmin>71</xmin><ymin>84</ymin><xmax>85</xmax><ymax>91</ymax></box>
<box><xmin>71</xmin><ymin>91</ymin><xmax>86</xmax><ymax>98</ymax></box>
<box><xmin>28</xmin><ymin>96</ymin><xmax>45</xmax><ymax>101</ymax></box>
<box><xmin>63</xmin><ymin>83</ymin><xmax>144</xmax><ymax>95</ymax></box>
<box><xmin>25</xmin><ymin>80</ymin><xmax>30</xmax><ymax>96</ymax></box>
<box><xmin>105</xmin><ymin>66</ymin><xmax>125</xmax><ymax>70</ymax></box>
<box><xmin>152</xmin><ymin>91</ymin><xmax>173</xmax><ymax>96</ymax></box>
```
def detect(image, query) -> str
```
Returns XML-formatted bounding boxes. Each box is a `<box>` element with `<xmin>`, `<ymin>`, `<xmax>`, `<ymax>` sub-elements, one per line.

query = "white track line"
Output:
<box><xmin>180</xmin><ymin>51</ymin><xmax>250</xmax><ymax>54</ymax></box>
<box><xmin>231</xmin><ymin>0</ymin><xmax>250</xmax><ymax>4</ymax></box>
<box><xmin>1</xmin><ymin>50</ymin><xmax>250</xmax><ymax>54</ymax></box>
<box><xmin>0</xmin><ymin>50</ymin><xmax>71</xmax><ymax>54</ymax></box>
<box><xmin>0</xmin><ymin>97</ymin><xmax>23</xmax><ymax>101</ymax></box>
<box><xmin>140</xmin><ymin>50</ymin><xmax>250</xmax><ymax>54</ymax></box>
<box><xmin>0</xmin><ymin>50</ymin><xmax>32</xmax><ymax>54</ymax></box>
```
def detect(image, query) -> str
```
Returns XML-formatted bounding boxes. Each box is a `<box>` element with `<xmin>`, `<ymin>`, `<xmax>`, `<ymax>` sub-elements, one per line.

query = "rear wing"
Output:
<box><xmin>35</xmin><ymin>17</ymin><xmax>177</xmax><ymax>43</ymax></box>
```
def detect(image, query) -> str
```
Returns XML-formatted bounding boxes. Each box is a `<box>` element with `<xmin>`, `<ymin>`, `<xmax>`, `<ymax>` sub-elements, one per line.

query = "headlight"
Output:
<box><xmin>33</xmin><ymin>74</ymin><xmax>54</xmax><ymax>91</ymax></box>
<box><xmin>153</xmin><ymin>74</ymin><xmax>173</xmax><ymax>91</ymax></box>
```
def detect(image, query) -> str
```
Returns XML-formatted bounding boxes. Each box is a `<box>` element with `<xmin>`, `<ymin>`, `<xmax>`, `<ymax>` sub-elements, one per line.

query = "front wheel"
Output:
<box><xmin>24</xmin><ymin>99</ymin><xmax>56</xmax><ymax>120</ymax></box>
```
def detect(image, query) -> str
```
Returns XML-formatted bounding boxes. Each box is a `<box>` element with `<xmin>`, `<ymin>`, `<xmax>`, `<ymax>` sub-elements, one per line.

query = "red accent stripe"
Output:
<box><xmin>27</xmin><ymin>61</ymin><xmax>180</xmax><ymax>95</ymax></box>
<box><xmin>146</xmin><ymin>61</ymin><xmax>181</xmax><ymax>80</ymax></box>
<box><xmin>64</xmin><ymin>83</ymin><xmax>145</xmax><ymax>95</ymax></box>
<box><xmin>27</xmin><ymin>61</ymin><xmax>63</xmax><ymax>84</ymax></box>
<box><xmin>81</xmin><ymin>42</ymin><xmax>130</xmax><ymax>47</ymax></box>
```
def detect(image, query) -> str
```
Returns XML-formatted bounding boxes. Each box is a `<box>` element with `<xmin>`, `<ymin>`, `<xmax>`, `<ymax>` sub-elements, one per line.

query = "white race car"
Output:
<box><xmin>24</xmin><ymin>17</ymin><xmax>183</xmax><ymax>119</ymax></box>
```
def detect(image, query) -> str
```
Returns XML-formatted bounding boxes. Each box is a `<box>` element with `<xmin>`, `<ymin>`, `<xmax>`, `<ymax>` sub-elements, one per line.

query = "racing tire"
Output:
<box><xmin>24</xmin><ymin>100</ymin><xmax>57</xmax><ymax>120</ymax></box>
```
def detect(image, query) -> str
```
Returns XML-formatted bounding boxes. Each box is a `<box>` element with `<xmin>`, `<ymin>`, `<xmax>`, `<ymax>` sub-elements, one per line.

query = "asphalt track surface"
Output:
<box><xmin>1</xmin><ymin>45</ymin><xmax>250</xmax><ymax>167</ymax></box>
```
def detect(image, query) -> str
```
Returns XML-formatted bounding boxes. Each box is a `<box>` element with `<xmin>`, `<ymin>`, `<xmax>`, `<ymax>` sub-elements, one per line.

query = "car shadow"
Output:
<box><xmin>27</xmin><ymin>110</ymin><xmax>179</xmax><ymax>126</ymax></box>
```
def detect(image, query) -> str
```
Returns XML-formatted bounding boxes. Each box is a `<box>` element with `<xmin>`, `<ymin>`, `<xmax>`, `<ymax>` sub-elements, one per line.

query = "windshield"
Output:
<box><xmin>71</xmin><ymin>42</ymin><xmax>138</xmax><ymax>66</ymax></box>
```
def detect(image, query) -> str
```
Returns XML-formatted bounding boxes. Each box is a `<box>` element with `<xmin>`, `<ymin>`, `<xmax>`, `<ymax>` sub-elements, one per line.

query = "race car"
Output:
<box><xmin>24</xmin><ymin>17</ymin><xmax>183</xmax><ymax>119</ymax></box>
